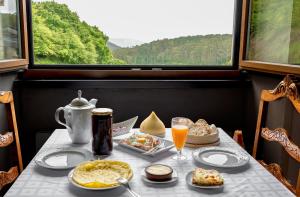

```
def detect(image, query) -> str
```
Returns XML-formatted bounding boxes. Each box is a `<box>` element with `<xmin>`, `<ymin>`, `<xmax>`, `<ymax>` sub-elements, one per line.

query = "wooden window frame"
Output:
<box><xmin>26</xmin><ymin>0</ymin><xmax>241</xmax><ymax>77</ymax></box>
<box><xmin>239</xmin><ymin>0</ymin><xmax>300</xmax><ymax>75</ymax></box>
<box><xmin>0</xmin><ymin>0</ymin><xmax>29</xmax><ymax>73</ymax></box>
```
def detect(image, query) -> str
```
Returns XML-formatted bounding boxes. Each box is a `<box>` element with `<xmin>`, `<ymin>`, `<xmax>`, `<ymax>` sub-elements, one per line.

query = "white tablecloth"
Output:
<box><xmin>5</xmin><ymin>129</ymin><xmax>295</xmax><ymax>197</ymax></box>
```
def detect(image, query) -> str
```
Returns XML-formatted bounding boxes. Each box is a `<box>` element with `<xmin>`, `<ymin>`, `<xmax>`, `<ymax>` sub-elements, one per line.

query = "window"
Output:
<box><xmin>0</xmin><ymin>0</ymin><xmax>21</xmax><ymax>60</ymax></box>
<box><xmin>0</xmin><ymin>0</ymin><xmax>28</xmax><ymax>72</ymax></box>
<box><xmin>240</xmin><ymin>0</ymin><xmax>300</xmax><ymax>74</ymax></box>
<box><xmin>248</xmin><ymin>0</ymin><xmax>299</xmax><ymax>65</ymax></box>
<box><xmin>30</xmin><ymin>0</ymin><xmax>239</xmax><ymax>68</ymax></box>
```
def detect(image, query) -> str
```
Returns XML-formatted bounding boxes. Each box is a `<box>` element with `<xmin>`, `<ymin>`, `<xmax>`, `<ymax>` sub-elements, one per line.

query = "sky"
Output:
<box><xmin>33</xmin><ymin>0</ymin><xmax>235</xmax><ymax>43</ymax></box>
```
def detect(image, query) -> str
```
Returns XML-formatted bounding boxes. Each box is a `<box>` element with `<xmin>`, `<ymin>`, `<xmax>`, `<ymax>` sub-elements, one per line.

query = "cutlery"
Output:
<box><xmin>142</xmin><ymin>140</ymin><xmax>165</xmax><ymax>155</ymax></box>
<box><xmin>117</xmin><ymin>177</ymin><xmax>141</xmax><ymax>197</ymax></box>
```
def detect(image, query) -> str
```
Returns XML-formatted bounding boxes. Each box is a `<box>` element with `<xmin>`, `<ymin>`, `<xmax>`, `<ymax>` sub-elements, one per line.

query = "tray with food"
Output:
<box><xmin>117</xmin><ymin>133</ymin><xmax>174</xmax><ymax>156</ymax></box>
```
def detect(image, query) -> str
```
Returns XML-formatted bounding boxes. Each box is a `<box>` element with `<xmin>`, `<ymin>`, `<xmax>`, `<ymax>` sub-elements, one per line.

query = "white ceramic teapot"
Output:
<box><xmin>55</xmin><ymin>90</ymin><xmax>97</xmax><ymax>144</ymax></box>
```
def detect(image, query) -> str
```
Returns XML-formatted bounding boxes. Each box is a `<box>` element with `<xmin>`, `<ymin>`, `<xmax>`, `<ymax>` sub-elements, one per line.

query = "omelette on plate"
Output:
<box><xmin>72</xmin><ymin>160</ymin><xmax>133</xmax><ymax>188</ymax></box>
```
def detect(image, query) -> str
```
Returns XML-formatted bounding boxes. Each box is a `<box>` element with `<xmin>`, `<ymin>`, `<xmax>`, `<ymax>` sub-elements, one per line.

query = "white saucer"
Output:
<box><xmin>192</xmin><ymin>147</ymin><xmax>249</xmax><ymax>168</ymax></box>
<box><xmin>141</xmin><ymin>168</ymin><xmax>178</xmax><ymax>184</ymax></box>
<box><xmin>35</xmin><ymin>147</ymin><xmax>92</xmax><ymax>170</ymax></box>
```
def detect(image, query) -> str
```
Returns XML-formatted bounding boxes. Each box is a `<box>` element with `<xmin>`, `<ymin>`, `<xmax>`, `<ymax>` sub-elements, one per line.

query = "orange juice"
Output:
<box><xmin>171</xmin><ymin>125</ymin><xmax>189</xmax><ymax>150</ymax></box>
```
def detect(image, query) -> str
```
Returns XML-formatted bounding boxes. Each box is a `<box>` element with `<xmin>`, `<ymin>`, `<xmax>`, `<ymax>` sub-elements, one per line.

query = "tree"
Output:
<box><xmin>32</xmin><ymin>1</ymin><xmax>124</xmax><ymax>64</ymax></box>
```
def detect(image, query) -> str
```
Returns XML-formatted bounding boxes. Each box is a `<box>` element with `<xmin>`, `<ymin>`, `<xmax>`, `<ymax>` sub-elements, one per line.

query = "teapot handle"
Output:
<box><xmin>55</xmin><ymin>107</ymin><xmax>72</xmax><ymax>131</ymax></box>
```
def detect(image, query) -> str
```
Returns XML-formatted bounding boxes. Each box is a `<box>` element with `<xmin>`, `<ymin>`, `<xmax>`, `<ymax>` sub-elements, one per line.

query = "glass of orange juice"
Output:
<box><xmin>171</xmin><ymin>117</ymin><xmax>189</xmax><ymax>160</ymax></box>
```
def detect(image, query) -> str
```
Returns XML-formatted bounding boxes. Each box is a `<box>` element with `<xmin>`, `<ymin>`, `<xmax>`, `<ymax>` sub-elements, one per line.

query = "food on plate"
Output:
<box><xmin>119</xmin><ymin>133</ymin><xmax>160</xmax><ymax>151</ymax></box>
<box><xmin>145</xmin><ymin>164</ymin><xmax>173</xmax><ymax>181</ymax></box>
<box><xmin>72</xmin><ymin>160</ymin><xmax>133</xmax><ymax>188</ymax></box>
<box><xmin>186</xmin><ymin>119</ymin><xmax>219</xmax><ymax>145</ymax></box>
<box><xmin>192</xmin><ymin>168</ymin><xmax>224</xmax><ymax>186</ymax></box>
<box><xmin>140</xmin><ymin>111</ymin><xmax>166</xmax><ymax>137</ymax></box>
<box><xmin>189</xmin><ymin>119</ymin><xmax>218</xmax><ymax>136</ymax></box>
<box><xmin>176</xmin><ymin>117</ymin><xmax>194</xmax><ymax>128</ymax></box>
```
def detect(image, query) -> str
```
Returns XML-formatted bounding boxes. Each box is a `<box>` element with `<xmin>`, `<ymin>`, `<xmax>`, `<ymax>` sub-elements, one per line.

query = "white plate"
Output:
<box><xmin>116</xmin><ymin>134</ymin><xmax>174</xmax><ymax>156</ymax></box>
<box><xmin>68</xmin><ymin>169</ymin><xmax>121</xmax><ymax>190</ymax></box>
<box><xmin>186</xmin><ymin>171</ymin><xmax>224</xmax><ymax>189</ymax></box>
<box><xmin>112</xmin><ymin>116</ymin><xmax>138</xmax><ymax>137</ymax></box>
<box><xmin>192</xmin><ymin>147</ymin><xmax>249</xmax><ymax>168</ymax></box>
<box><xmin>35</xmin><ymin>148</ymin><xmax>92</xmax><ymax>170</ymax></box>
<box><xmin>141</xmin><ymin>169</ymin><xmax>178</xmax><ymax>184</ymax></box>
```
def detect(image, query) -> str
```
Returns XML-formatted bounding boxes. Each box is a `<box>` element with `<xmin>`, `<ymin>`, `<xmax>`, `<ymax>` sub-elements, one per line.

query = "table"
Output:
<box><xmin>5</xmin><ymin>129</ymin><xmax>295</xmax><ymax>197</ymax></box>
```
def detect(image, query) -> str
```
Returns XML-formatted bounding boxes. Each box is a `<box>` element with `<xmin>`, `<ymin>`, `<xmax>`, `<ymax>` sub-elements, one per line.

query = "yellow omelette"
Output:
<box><xmin>72</xmin><ymin>160</ymin><xmax>133</xmax><ymax>188</ymax></box>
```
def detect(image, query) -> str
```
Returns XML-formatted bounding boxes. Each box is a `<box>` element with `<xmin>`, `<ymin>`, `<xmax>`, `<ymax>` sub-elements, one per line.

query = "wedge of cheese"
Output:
<box><xmin>140</xmin><ymin>111</ymin><xmax>166</xmax><ymax>137</ymax></box>
<box><xmin>192</xmin><ymin>168</ymin><xmax>224</xmax><ymax>186</ymax></box>
<box><xmin>72</xmin><ymin>160</ymin><xmax>133</xmax><ymax>188</ymax></box>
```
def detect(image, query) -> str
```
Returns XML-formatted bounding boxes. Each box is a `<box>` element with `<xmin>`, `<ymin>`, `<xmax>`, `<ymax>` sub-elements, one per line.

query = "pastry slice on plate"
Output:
<box><xmin>192</xmin><ymin>168</ymin><xmax>224</xmax><ymax>186</ymax></box>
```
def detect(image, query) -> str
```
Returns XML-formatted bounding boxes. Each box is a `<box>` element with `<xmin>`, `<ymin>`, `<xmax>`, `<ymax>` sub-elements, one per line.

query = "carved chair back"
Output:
<box><xmin>0</xmin><ymin>91</ymin><xmax>23</xmax><ymax>190</ymax></box>
<box><xmin>252</xmin><ymin>75</ymin><xmax>300</xmax><ymax>195</ymax></box>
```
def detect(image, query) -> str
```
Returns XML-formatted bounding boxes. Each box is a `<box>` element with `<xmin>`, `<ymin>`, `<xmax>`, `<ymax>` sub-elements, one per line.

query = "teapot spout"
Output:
<box><xmin>89</xmin><ymin>98</ymin><xmax>98</xmax><ymax>106</ymax></box>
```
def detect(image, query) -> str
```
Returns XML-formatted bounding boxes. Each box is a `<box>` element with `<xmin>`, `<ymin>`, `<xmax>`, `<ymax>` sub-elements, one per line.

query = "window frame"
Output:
<box><xmin>0</xmin><ymin>0</ymin><xmax>29</xmax><ymax>72</ymax></box>
<box><xmin>26</xmin><ymin>0</ymin><xmax>242</xmax><ymax>72</ymax></box>
<box><xmin>239</xmin><ymin>0</ymin><xmax>300</xmax><ymax>75</ymax></box>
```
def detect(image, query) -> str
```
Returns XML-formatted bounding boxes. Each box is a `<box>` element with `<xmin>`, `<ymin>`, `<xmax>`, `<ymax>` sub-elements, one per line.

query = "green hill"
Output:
<box><xmin>32</xmin><ymin>1</ymin><xmax>124</xmax><ymax>64</ymax></box>
<box><xmin>107</xmin><ymin>41</ymin><xmax>121</xmax><ymax>51</ymax></box>
<box><xmin>112</xmin><ymin>34</ymin><xmax>232</xmax><ymax>65</ymax></box>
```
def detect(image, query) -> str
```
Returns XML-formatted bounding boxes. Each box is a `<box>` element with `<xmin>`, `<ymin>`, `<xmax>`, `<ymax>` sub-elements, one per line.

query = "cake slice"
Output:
<box><xmin>192</xmin><ymin>168</ymin><xmax>224</xmax><ymax>186</ymax></box>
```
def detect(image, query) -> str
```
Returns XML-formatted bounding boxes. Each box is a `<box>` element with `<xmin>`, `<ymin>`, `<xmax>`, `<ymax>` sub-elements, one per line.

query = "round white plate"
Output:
<box><xmin>68</xmin><ymin>169</ymin><xmax>121</xmax><ymax>190</ymax></box>
<box><xmin>192</xmin><ymin>147</ymin><xmax>249</xmax><ymax>168</ymax></box>
<box><xmin>35</xmin><ymin>148</ymin><xmax>92</xmax><ymax>170</ymax></box>
<box><xmin>185</xmin><ymin>171</ymin><xmax>224</xmax><ymax>189</ymax></box>
<box><xmin>141</xmin><ymin>169</ymin><xmax>178</xmax><ymax>184</ymax></box>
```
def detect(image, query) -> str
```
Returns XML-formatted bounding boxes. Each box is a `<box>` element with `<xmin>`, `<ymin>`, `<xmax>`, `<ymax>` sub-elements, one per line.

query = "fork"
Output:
<box><xmin>142</xmin><ymin>141</ymin><xmax>165</xmax><ymax>155</ymax></box>
<box><xmin>117</xmin><ymin>177</ymin><xmax>141</xmax><ymax>197</ymax></box>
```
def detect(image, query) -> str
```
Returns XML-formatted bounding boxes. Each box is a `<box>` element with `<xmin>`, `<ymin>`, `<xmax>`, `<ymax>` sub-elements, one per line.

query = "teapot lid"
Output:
<box><xmin>70</xmin><ymin>90</ymin><xmax>90</xmax><ymax>107</ymax></box>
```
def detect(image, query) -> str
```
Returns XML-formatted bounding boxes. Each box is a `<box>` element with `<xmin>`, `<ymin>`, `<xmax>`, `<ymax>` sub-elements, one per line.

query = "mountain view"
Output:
<box><xmin>112</xmin><ymin>35</ymin><xmax>232</xmax><ymax>65</ymax></box>
<box><xmin>32</xmin><ymin>1</ymin><xmax>232</xmax><ymax>65</ymax></box>
<box><xmin>109</xmin><ymin>38</ymin><xmax>144</xmax><ymax>48</ymax></box>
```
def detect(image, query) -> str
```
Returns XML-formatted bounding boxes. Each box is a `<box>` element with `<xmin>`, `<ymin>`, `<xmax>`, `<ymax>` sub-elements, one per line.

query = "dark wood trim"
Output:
<box><xmin>239</xmin><ymin>0</ymin><xmax>300</xmax><ymax>75</ymax></box>
<box><xmin>0</xmin><ymin>0</ymin><xmax>28</xmax><ymax>72</ymax></box>
<box><xmin>21</xmin><ymin>69</ymin><xmax>241</xmax><ymax>79</ymax></box>
<box><xmin>252</xmin><ymin>75</ymin><xmax>300</xmax><ymax>195</ymax></box>
<box><xmin>239</xmin><ymin>0</ymin><xmax>249</xmax><ymax>64</ymax></box>
<box><xmin>0</xmin><ymin>59</ymin><xmax>28</xmax><ymax>72</ymax></box>
<box><xmin>0</xmin><ymin>91</ymin><xmax>23</xmax><ymax>171</ymax></box>
<box><xmin>241</xmin><ymin>61</ymin><xmax>300</xmax><ymax>75</ymax></box>
<box><xmin>0</xmin><ymin>132</ymin><xmax>14</xmax><ymax>148</ymax></box>
<box><xmin>0</xmin><ymin>166</ymin><xmax>19</xmax><ymax>189</ymax></box>
<box><xmin>20</xmin><ymin>0</ymin><xmax>29</xmax><ymax>60</ymax></box>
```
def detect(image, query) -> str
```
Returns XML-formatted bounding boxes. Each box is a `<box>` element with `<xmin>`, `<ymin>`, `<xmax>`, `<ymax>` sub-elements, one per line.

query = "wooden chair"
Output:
<box><xmin>234</xmin><ymin>75</ymin><xmax>300</xmax><ymax>195</ymax></box>
<box><xmin>0</xmin><ymin>91</ymin><xmax>23</xmax><ymax>190</ymax></box>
